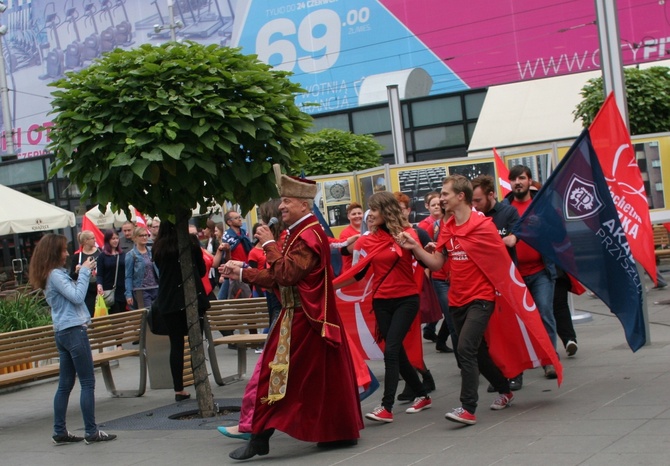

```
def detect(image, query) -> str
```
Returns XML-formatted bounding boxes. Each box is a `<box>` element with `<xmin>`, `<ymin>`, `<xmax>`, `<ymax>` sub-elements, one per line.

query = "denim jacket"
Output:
<box><xmin>46</xmin><ymin>267</ymin><xmax>92</xmax><ymax>332</ymax></box>
<box><xmin>124</xmin><ymin>247</ymin><xmax>159</xmax><ymax>299</ymax></box>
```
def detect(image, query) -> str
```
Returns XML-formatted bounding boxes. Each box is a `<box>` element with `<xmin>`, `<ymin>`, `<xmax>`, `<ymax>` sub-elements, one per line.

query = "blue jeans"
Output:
<box><xmin>523</xmin><ymin>270</ymin><xmax>557</xmax><ymax>349</ymax></box>
<box><xmin>54</xmin><ymin>325</ymin><xmax>97</xmax><ymax>437</ymax></box>
<box><xmin>217</xmin><ymin>278</ymin><xmax>230</xmax><ymax>300</ymax></box>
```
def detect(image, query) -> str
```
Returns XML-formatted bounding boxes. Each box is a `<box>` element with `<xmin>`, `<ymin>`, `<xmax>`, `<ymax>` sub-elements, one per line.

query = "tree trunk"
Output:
<box><xmin>175</xmin><ymin>209</ymin><xmax>216</xmax><ymax>417</ymax></box>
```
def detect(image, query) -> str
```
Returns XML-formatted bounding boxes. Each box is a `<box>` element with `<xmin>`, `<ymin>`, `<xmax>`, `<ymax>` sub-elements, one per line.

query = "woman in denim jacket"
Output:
<box><xmin>124</xmin><ymin>226</ymin><xmax>158</xmax><ymax>309</ymax></box>
<box><xmin>29</xmin><ymin>234</ymin><xmax>117</xmax><ymax>445</ymax></box>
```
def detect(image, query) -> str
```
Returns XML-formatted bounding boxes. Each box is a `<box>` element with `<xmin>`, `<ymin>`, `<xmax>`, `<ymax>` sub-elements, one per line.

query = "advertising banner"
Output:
<box><xmin>1</xmin><ymin>0</ymin><xmax>668</xmax><ymax>157</ymax></box>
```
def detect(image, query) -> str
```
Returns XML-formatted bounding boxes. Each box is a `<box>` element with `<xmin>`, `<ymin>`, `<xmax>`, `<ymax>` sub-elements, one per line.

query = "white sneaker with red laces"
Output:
<box><xmin>490</xmin><ymin>392</ymin><xmax>514</xmax><ymax>410</ymax></box>
<box><xmin>405</xmin><ymin>396</ymin><xmax>432</xmax><ymax>413</ymax></box>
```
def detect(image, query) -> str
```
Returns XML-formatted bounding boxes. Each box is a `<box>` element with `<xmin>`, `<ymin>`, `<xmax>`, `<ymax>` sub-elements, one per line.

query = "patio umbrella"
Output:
<box><xmin>85</xmin><ymin>204</ymin><xmax>129</xmax><ymax>229</ymax></box>
<box><xmin>0</xmin><ymin>184</ymin><xmax>76</xmax><ymax>235</ymax></box>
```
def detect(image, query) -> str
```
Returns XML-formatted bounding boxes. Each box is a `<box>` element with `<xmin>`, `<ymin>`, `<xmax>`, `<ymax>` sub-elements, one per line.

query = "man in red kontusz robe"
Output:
<box><xmin>221</xmin><ymin>172</ymin><xmax>363</xmax><ymax>460</ymax></box>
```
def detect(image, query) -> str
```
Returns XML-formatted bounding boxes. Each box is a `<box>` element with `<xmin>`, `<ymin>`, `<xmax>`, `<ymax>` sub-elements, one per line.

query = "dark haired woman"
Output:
<box><xmin>29</xmin><ymin>234</ymin><xmax>117</xmax><ymax>444</ymax></box>
<box><xmin>338</xmin><ymin>191</ymin><xmax>430</xmax><ymax>423</ymax></box>
<box><xmin>96</xmin><ymin>229</ymin><xmax>126</xmax><ymax>314</ymax></box>
<box><xmin>152</xmin><ymin>221</ymin><xmax>209</xmax><ymax>402</ymax></box>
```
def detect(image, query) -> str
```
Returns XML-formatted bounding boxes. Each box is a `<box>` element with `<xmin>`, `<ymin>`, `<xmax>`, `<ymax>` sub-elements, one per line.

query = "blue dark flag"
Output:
<box><xmin>513</xmin><ymin>130</ymin><xmax>645</xmax><ymax>351</ymax></box>
<box><xmin>299</xmin><ymin>170</ymin><xmax>343</xmax><ymax>276</ymax></box>
<box><xmin>312</xmin><ymin>202</ymin><xmax>343</xmax><ymax>277</ymax></box>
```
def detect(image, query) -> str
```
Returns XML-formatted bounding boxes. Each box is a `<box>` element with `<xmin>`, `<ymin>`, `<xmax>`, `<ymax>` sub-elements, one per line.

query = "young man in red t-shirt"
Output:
<box><xmin>504</xmin><ymin>165</ymin><xmax>558</xmax><ymax>380</ymax></box>
<box><xmin>401</xmin><ymin>175</ymin><xmax>512</xmax><ymax>426</ymax></box>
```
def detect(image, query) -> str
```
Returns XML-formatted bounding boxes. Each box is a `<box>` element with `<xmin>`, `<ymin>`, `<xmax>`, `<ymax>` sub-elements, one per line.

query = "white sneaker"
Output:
<box><xmin>565</xmin><ymin>340</ymin><xmax>578</xmax><ymax>357</ymax></box>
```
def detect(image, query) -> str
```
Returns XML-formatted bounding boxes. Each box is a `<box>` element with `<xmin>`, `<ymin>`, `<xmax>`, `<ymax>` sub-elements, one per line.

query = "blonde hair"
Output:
<box><xmin>133</xmin><ymin>227</ymin><xmax>148</xmax><ymax>240</ymax></box>
<box><xmin>77</xmin><ymin>230</ymin><xmax>95</xmax><ymax>244</ymax></box>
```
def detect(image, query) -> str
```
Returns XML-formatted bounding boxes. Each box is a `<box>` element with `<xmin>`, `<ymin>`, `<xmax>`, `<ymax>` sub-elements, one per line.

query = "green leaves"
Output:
<box><xmin>574</xmin><ymin>67</ymin><xmax>670</xmax><ymax>135</ymax></box>
<box><xmin>300</xmin><ymin>129</ymin><xmax>383</xmax><ymax>176</ymax></box>
<box><xmin>0</xmin><ymin>293</ymin><xmax>51</xmax><ymax>332</ymax></box>
<box><xmin>46</xmin><ymin>41</ymin><xmax>312</xmax><ymax>218</ymax></box>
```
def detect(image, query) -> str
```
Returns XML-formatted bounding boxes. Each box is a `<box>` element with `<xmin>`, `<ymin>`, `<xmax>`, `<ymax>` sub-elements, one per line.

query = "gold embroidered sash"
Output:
<box><xmin>261</xmin><ymin>285</ymin><xmax>301</xmax><ymax>404</ymax></box>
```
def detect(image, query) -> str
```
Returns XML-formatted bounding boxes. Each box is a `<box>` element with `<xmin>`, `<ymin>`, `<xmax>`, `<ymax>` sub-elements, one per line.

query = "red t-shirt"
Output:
<box><xmin>247</xmin><ymin>246</ymin><xmax>266</xmax><ymax>270</ymax></box>
<box><xmin>230</xmin><ymin>242</ymin><xmax>249</xmax><ymax>262</ymax></box>
<box><xmin>201</xmin><ymin>249</ymin><xmax>213</xmax><ymax>295</ymax></box>
<box><xmin>338</xmin><ymin>224</ymin><xmax>360</xmax><ymax>273</ymax></box>
<box><xmin>511</xmin><ymin>198</ymin><xmax>545</xmax><ymax>277</ymax></box>
<box><xmin>444</xmin><ymin>217</ymin><xmax>496</xmax><ymax>307</ymax></box>
<box><xmin>420</xmin><ymin>217</ymin><xmax>450</xmax><ymax>281</ymax></box>
<box><xmin>356</xmin><ymin>228</ymin><xmax>419</xmax><ymax>299</ymax></box>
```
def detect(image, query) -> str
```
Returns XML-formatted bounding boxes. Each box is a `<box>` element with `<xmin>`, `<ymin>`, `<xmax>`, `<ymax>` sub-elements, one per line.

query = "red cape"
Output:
<box><xmin>334</xmin><ymin>228</ymin><xmax>425</xmax><ymax>370</ymax></box>
<box><xmin>437</xmin><ymin>212</ymin><xmax>563</xmax><ymax>384</ymax></box>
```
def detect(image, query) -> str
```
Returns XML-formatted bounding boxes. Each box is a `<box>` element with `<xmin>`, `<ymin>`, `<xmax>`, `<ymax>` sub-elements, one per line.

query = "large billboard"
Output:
<box><xmin>1</xmin><ymin>0</ymin><xmax>668</xmax><ymax>158</ymax></box>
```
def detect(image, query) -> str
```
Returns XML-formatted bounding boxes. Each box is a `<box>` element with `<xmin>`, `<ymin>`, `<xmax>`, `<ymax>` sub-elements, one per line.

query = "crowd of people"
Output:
<box><xmin>32</xmin><ymin>164</ymin><xmax>583</xmax><ymax>458</ymax></box>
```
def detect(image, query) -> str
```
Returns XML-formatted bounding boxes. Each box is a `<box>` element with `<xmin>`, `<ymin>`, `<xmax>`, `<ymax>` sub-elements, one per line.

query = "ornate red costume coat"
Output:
<box><xmin>243</xmin><ymin>214</ymin><xmax>364</xmax><ymax>442</ymax></box>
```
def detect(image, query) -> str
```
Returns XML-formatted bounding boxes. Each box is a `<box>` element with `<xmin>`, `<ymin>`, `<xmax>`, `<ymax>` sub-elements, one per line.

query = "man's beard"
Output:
<box><xmin>512</xmin><ymin>186</ymin><xmax>528</xmax><ymax>200</ymax></box>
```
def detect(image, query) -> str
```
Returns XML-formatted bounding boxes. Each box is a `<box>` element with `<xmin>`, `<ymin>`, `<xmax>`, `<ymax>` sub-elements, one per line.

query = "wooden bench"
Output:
<box><xmin>653</xmin><ymin>224</ymin><xmax>670</xmax><ymax>262</ymax></box>
<box><xmin>204</xmin><ymin>298</ymin><xmax>270</xmax><ymax>385</ymax></box>
<box><xmin>0</xmin><ymin>309</ymin><xmax>147</xmax><ymax>397</ymax></box>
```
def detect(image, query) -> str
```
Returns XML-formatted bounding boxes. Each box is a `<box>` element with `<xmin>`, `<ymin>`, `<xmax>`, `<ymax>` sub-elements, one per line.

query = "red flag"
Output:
<box><xmin>589</xmin><ymin>93</ymin><xmax>657</xmax><ymax>283</ymax></box>
<box><xmin>134</xmin><ymin>208</ymin><xmax>147</xmax><ymax>227</ymax></box>
<box><xmin>76</xmin><ymin>215</ymin><xmax>105</xmax><ymax>252</ymax></box>
<box><xmin>493</xmin><ymin>148</ymin><xmax>512</xmax><ymax>197</ymax></box>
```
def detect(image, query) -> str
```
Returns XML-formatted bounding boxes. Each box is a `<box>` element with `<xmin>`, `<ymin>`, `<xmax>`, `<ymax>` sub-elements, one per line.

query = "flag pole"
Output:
<box><xmin>595</xmin><ymin>0</ymin><xmax>650</xmax><ymax>345</ymax></box>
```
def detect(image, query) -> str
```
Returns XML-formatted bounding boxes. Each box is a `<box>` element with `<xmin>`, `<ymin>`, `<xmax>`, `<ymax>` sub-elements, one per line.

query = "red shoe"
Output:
<box><xmin>490</xmin><ymin>392</ymin><xmax>514</xmax><ymax>410</ymax></box>
<box><xmin>445</xmin><ymin>407</ymin><xmax>477</xmax><ymax>425</ymax></box>
<box><xmin>405</xmin><ymin>396</ymin><xmax>432</xmax><ymax>414</ymax></box>
<box><xmin>365</xmin><ymin>406</ymin><xmax>393</xmax><ymax>423</ymax></box>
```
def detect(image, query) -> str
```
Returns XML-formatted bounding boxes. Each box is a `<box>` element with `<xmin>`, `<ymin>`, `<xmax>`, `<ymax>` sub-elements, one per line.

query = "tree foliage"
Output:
<box><xmin>47</xmin><ymin>42</ymin><xmax>312</xmax><ymax>219</ymax></box>
<box><xmin>300</xmin><ymin>129</ymin><xmax>383</xmax><ymax>176</ymax></box>
<box><xmin>46</xmin><ymin>42</ymin><xmax>312</xmax><ymax>417</ymax></box>
<box><xmin>573</xmin><ymin>66</ymin><xmax>670</xmax><ymax>135</ymax></box>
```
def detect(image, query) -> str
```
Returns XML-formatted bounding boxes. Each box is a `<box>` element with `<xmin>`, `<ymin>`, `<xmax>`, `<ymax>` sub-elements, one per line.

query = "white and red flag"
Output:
<box><xmin>493</xmin><ymin>148</ymin><xmax>512</xmax><ymax>197</ymax></box>
<box><xmin>589</xmin><ymin>93</ymin><xmax>657</xmax><ymax>283</ymax></box>
<box><xmin>76</xmin><ymin>215</ymin><xmax>105</xmax><ymax>252</ymax></box>
<box><xmin>134</xmin><ymin>208</ymin><xmax>147</xmax><ymax>227</ymax></box>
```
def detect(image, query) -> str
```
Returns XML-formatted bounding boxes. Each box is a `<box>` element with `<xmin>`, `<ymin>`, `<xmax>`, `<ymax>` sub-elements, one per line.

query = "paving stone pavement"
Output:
<box><xmin>2</xmin><ymin>273</ymin><xmax>670</xmax><ymax>465</ymax></box>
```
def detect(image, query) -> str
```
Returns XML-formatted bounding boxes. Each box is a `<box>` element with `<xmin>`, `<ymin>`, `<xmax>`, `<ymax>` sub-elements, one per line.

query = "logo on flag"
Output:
<box><xmin>565</xmin><ymin>175</ymin><xmax>604</xmax><ymax>220</ymax></box>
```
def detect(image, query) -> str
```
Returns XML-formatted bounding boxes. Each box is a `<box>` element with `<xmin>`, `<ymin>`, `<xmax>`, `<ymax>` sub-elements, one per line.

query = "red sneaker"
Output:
<box><xmin>365</xmin><ymin>406</ymin><xmax>393</xmax><ymax>423</ymax></box>
<box><xmin>490</xmin><ymin>392</ymin><xmax>514</xmax><ymax>410</ymax></box>
<box><xmin>445</xmin><ymin>407</ymin><xmax>477</xmax><ymax>425</ymax></box>
<box><xmin>405</xmin><ymin>396</ymin><xmax>432</xmax><ymax>414</ymax></box>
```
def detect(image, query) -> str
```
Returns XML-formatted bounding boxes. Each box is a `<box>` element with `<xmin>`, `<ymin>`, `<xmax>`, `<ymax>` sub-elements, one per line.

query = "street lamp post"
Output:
<box><xmin>0</xmin><ymin>1</ymin><xmax>15</xmax><ymax>158</ymax></box>
<box><xmin>153</xmin><ymin>0</ymin><xmax>184</xmax><ymax>41</ymax></box>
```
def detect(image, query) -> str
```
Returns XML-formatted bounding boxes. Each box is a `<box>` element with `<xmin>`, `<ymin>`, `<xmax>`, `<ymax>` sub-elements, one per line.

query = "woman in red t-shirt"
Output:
<box><xmin>246</xmin><ymin>223</ymin><xmax>267</xmax><ymax>298</ymax></box>
<box><xmin>347</xmin><ymin>191</ymin><xmax>431</xmax><ymax>423</ymax></box>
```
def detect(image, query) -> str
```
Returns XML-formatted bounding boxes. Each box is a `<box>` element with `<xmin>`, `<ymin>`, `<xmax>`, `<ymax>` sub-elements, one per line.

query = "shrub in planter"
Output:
<box><xmin>0</xmin><ymin>293</ymin><xmax>52</xmax><ymax>333</ymax></box>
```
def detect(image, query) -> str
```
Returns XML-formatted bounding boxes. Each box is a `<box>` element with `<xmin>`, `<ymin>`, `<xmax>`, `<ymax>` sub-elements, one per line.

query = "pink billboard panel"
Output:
<box><xmin>382</xmin><ymin>0</ymin><xmax>670</xmax><ymax>89</ymax></box>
